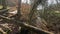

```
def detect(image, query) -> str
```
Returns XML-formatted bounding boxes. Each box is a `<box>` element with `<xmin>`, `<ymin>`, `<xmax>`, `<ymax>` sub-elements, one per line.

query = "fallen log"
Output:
<box><xmin>0</xmin><ymin>7</ymin><xmax>16</xmax><ymax>13</ymax></box>
<box><xmin>0</xmin><ymin>9</ymin><xmax>9</xmax><ymax>15</ymax></box>
<box><xmin>0</xmin><ymin>9</ymin><xmax>8</xmax><ymax>12</ymax></box>
<box><xmin>0</xmin><ymin>15</ymin><xmax>54</xmax><ymax>34</ymax></box>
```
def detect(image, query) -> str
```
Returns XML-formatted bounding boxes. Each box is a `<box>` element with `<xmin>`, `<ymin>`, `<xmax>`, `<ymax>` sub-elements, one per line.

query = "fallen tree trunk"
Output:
<box><xmin>0</xmin><ymin>15</ymin><xmax>54</xmax><ymax>34</ymax></box>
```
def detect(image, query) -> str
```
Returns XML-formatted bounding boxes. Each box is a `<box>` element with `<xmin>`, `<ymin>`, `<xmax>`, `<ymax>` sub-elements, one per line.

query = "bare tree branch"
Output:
<box><xmin>0</xmin><ymin>15</ymin><xmax>54</xmax><ymax>34</ymax></box>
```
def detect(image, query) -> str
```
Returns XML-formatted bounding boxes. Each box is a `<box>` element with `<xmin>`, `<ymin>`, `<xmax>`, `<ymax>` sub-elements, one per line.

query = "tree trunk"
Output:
<box><xmin>2</xmin><ymin>0</ymin><xmax>7</xmax><ymax>9</ymax></box>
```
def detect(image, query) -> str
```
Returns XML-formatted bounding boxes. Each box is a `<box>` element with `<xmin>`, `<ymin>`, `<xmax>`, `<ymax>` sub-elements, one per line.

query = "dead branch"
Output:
<box><xmin>0</xmin><ymin>9</ymin><xmax>9</xmax><ymax>13</ymax></box>
<box><xmin>0</xmin><ymin>15</ymin><xmax>54</xmax><ymax>34</ymax></box>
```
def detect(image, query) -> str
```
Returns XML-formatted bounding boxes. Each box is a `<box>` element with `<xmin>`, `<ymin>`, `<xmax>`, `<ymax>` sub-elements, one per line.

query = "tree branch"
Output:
<box><xmin>0</xmin><ymin>15</ymin><xmax>54</xmax><ymax>34</ymax></box>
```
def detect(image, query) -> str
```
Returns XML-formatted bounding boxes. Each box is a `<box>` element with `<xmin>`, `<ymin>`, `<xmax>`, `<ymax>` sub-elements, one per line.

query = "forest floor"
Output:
<box><xmin>0</xmin><ymin>5</ymin><xmax>3</xmax><ymax>9</ymax></box>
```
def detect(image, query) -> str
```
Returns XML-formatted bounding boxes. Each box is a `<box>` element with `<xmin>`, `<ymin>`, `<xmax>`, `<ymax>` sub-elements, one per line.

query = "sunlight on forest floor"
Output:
<box><xmin>0</xmin><ymin>5</ymin><xmax>3</xmax><ymax>9</ymax></box>
<box><xmin>0</xmin><ymin>5</ymin><xmax>10</xmax><ymax>9</ymax></box>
